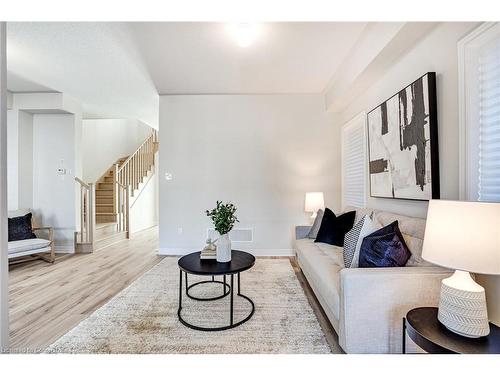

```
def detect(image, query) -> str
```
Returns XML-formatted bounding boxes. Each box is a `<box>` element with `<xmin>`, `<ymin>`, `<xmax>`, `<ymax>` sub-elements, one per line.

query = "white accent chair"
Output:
<box><xmin>8</xmin><ymin>209</ymin><xmax>55</xmax><ymax>264</ymax></box>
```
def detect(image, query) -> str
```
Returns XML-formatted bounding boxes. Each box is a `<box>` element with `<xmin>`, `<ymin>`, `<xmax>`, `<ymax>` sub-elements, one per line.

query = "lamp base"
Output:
<box><xmin>438</xmin><ymin>270</ymin><xmax>490</xmax><ymax>338</ymax></box>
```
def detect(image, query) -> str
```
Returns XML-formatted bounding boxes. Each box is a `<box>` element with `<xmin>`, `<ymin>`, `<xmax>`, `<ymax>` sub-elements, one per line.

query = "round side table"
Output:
<box><xmin>403</xmin><ymin>307</ymin><xmax>500</xmax><ymax>354</ymax></box>
<box><xmin>177</xmin><ymin>250</ymin><xmax>255</xmax><ymax>331</ymax></box>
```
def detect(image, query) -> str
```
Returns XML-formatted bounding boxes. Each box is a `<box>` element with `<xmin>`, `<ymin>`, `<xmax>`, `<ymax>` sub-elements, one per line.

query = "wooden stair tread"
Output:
<box><xmin>95</xmin><ymin>222</ymin><xmax>117</xmax><ymax>229</ymax></box>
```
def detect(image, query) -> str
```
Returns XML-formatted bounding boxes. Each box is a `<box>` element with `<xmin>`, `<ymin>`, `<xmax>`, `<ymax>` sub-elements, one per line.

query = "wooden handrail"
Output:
<box><xmin>114</xmin><ymin>128</ymin><xmax>157</xmax><ymax>237</ymax></box>
<box><xmin>75</xmin><ymin>177</ymin><xmax>90</xmax><ymax>189</ymax></box>
<box><xmin>117</xmin><ymin>130</ymin><xmax>157</xmax><ymax>174</ymax></box>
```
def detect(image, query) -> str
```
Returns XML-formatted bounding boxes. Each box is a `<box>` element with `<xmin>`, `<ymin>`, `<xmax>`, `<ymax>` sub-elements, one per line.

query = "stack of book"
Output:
<box><xmin>200</xmin><ymin>247</ymin><xmax>217</xmax><ymax>260</ymax></box>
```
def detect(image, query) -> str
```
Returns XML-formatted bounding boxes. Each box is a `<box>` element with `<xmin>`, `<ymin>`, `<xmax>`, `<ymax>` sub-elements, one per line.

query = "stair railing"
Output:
<box><xmin>115</xmin><ymin>181</ymin><xmax>130</xmax><ymax>238</ymax></box>
<box><xmin>75</xmin><ymin>177</ymin><xmax>95</xmax><ymax>245</ymax></box>
<box><xmin>116</xmin><ymin>129</ymin><xmax>158</xmax><ymax>194</ymax></box>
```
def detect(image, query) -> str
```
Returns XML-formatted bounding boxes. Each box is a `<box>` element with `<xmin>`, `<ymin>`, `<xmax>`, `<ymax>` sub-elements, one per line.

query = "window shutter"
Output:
<box><xmin>478</xmin><ymin>38</ymin><xmax>500</xmax><ymax>202</ymax></box>
<box><xmin>342</xmin><ymin>113</ymin><xmax>366</xmax><ymax>208</ymax></box>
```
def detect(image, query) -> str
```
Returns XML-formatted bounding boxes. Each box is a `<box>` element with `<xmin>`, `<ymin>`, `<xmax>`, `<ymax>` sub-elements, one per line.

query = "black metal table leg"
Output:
<box><xmin>212</xmin><ymin>275</ymin><xmax>214</xmax><ymax>282</ymax></box>
<box><xmin>230</xmin><ymin>274</ymin><xmax>234</xmax><ymax>325</ymax></box>
<box><xmin>178</xmin><ymin>270</ymin><xmax>182</xmax><ymax>311</ymax></box>
<box><xmin>178</xmin><ymin>271</ymin><xmax>254</xmax><ymax>331</ymax></box>
<box><xmin>402</xmin><ymin>317</ymin><xmax>406</xmax><ymax>354</ymax></box>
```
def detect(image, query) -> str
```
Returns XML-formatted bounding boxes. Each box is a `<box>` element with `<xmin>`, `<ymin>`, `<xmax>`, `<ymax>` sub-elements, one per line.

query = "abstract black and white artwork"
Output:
<box><xmin>367</xmin><ymin>72</ymin><xmax>439</xmax><ymax>201</ymax></box>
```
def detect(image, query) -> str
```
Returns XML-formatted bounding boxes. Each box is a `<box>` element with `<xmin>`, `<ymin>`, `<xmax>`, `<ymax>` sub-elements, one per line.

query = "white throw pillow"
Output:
<box><xmin>349</xmin><ymin>215</ymin><xmax>381</xmax><ymax>268</ymax></box>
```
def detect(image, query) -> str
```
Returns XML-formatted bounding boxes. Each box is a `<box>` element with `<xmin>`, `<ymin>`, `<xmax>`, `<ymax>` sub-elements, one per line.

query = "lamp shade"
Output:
<box><xmin>422</xmin><ymin>200</ymin><xmax>500</xmax><ymax>275</ymax></box>
<box><xmin>304</xmin><ymin>192</ymin><xmax>325</xmax><ymax>213</ymax></box>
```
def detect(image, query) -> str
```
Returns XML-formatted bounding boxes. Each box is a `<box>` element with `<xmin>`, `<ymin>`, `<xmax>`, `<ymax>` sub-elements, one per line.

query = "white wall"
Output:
<box><xmin>7</xmin><ymin>109</ymin><xmax>33</xmax><ymax>210</ymax></box>
<box><xmin>159</xmin><ymin>94</ymin><xmax>338</xmax><ymax>255</ymax></box>
<box><xmin>334</xmin><ymin>22</ymin><xmax>500</xmax><ymax>325</ymax></box>
<box><xmin>32</xmin><ymin>114</ymin><xmax>76</xmax><ymax>252</ymax></box>
<box><xmin>82</xmin><ymin>119</ymin><xmax>152</xmax><ymax>182</ymax></box>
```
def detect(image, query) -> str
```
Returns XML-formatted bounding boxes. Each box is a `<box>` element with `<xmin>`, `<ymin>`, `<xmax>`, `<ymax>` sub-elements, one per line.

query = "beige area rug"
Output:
<box><xmin>45</xmin><ymin>257</ymin><xmax>337</xmax><ymax>353</ymax></box>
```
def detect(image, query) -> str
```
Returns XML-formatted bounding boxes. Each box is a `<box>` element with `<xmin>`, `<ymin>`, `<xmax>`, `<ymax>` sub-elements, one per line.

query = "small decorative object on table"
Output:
<box><xmin>200</xmin><ymin>238</ymin><xmax>217</xmax><ymax>260</ymax></box>
<box><xmin>206</xmin><ymin>200</ymin><xmax>239</xmax><ymax>263</ymax></box>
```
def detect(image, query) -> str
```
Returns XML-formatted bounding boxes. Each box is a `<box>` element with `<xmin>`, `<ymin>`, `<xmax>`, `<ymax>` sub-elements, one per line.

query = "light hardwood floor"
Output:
<box><xmin>9</xmin><ymin>227</ymin><xmax>340</xmax><ymax>353</ymax></box>
<box><xmin>9</xmin><ymin>226</ymin><xmax>163</xmax><ymax>352</ymax></box>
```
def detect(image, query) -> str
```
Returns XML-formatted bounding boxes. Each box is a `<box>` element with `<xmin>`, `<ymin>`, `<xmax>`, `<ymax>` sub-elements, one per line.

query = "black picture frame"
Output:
<box><xmin>366</xmin><ymin>72</ymin><xmax>440</xmax><ymax>201</ymax></box>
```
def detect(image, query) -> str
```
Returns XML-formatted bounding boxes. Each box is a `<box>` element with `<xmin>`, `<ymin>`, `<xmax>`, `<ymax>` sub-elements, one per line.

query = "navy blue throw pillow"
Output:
<box><xmin>358</xmin><ymin>220</ymin><xmax>411</xmax><ymax>268</ymax></box>
<box><xmin>8</xmin><ymin>213</ymin><xmax>36</xmax><ymax>242</ymax></box>
<box><xmin>315</xmin><ymin>208</ymin><xmax>356</xmax><ymax>247</ymax></box>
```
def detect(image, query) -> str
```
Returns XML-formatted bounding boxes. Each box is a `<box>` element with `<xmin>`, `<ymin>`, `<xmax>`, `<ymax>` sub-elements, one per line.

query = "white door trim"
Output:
<box><xmin>0</xmin><ymin>21</ymin><xmax>9</xmax><ymax>352</ymax></box>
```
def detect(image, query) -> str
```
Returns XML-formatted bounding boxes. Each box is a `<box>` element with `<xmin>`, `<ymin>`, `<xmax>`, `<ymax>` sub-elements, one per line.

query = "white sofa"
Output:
<box><xmin>294</xmin><ymin>207</ymin><xmax>452</xmax><ymax>354</ymax></box>
<box><xmin>8</xmin><ymin>209</ymin><xmax>55</xmax><ymax>263</ymax></box>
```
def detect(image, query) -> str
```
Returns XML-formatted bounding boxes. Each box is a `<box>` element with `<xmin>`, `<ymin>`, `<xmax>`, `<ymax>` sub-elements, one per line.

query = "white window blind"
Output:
<box><xmin>460</xmin><ymin>23</ymin><xmax>500</xmax><ymax>203</ymax></box>
<box><xmin>342</xmin><ymin>113</ymin><xmax>366</xmax><ymax>208</ymax></box>
<box><xmin>478</xmin><ymin>37</ymin><xmax>500</xmax><ymax>202</ymax></box>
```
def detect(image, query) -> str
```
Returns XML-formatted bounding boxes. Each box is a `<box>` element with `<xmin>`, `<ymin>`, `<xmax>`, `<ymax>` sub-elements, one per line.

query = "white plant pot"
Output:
<box><xmin>217</xmin><ymin>233</ymin><xmax>232</xmax><ymax>263</ymax></box>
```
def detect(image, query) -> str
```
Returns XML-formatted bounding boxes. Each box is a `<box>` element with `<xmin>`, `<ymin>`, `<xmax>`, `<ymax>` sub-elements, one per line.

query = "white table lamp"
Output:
<box><xmin>305</xmin><ymin>192</ymin><xmax>325</xmax><ymax>219</ymax></box>
<box><xmin>422</xmin><ymin>200</ymin><xmax>500</xmax><ymax>338</ymax></box>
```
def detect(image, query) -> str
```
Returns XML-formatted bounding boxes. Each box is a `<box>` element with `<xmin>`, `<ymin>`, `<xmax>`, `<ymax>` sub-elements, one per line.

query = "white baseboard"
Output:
<box><xmin>54</xmin><ymin>245</ymin><xmax>75</xmax><ymax>254</ymax></box>
<box><xmin>158</xmin><ymin>248</ymin><xmax>294</xmax><ymax>257</ymax></box>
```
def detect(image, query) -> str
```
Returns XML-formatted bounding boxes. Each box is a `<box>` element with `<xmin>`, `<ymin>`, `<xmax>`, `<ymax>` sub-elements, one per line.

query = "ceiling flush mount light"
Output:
<box><xmin>228</xmin><ymin>23</ymin><xmax>261</xmax><ymax>48</ymax></box>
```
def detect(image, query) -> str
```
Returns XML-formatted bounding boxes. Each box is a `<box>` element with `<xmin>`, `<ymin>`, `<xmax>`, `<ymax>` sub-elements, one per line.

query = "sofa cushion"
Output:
<box><xmin>8</xmin><ymin>238</ymin><xmax>51</xmax><ymax>255</ymax></box>
<box><xmin>316</xmin><ymin>242</ymin><xmax>344</xmax><ymax>267</ymax></box>
<box><xmin>295</xmin><ymin>239</ymin><xmax>341</xmax><ymax>320</ymax></box>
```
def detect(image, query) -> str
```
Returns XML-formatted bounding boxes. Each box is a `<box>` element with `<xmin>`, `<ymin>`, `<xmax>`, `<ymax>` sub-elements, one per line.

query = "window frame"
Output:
<box><xmin>458</xmin><ymin>22</ymin><xmax>500</xmax><ymax>201</ymax></box>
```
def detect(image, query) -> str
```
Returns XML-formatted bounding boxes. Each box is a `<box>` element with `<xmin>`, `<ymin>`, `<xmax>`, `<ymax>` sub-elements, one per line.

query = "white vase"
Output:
<box><xmin>217</xmin><ymin>233</ymin><xmax>231</xmax><ymax>262</ymax></box>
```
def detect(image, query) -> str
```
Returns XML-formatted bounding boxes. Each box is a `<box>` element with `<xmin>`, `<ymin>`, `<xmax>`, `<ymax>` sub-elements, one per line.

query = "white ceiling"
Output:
<box><xmin>6</xmin><ymin>22</ymin><xmax>378</xmax><ymax>122</ymax></box>
<box><xmin>130</xmin><ymin>22</ymin><xmax>367</xmax><ymax>94</ymax></box>
<box><xmin>7</xmin><ymin>22</ymin><xmax>159</xmax><ymax>127</ymax></box>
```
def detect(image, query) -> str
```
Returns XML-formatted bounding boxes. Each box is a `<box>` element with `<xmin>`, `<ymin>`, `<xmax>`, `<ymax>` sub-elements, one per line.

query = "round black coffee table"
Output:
<box><xmin>177</xmin><ymin>250</ymin><xmax>255</xmax><ymax>331</ymax></box>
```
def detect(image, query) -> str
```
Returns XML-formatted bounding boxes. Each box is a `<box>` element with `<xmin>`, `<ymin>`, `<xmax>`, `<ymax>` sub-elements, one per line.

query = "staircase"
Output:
<box><xmin>75</xmin><ymin>129</ymin><xmax>158</xmax><ymax>252</ymax></box>
<box><xmin>95</xmin><ymin>156</ymin><xmax>128</xmax><ymax>224</ymax></box>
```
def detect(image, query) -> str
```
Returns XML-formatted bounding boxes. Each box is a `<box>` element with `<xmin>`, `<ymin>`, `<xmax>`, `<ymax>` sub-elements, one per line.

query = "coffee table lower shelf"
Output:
<box><xmin>177</xmin><ymin>271</ymin><xmax>255</xmax><ymax>331</ymax></box>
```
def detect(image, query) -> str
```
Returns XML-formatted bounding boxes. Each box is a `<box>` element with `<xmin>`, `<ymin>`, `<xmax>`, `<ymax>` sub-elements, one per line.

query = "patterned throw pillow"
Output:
<box><xmin>307</xmin><ymin>209</ymin><xmax>324</xmax><ymax>239</ymax></box>
<box><xmin>343</xmin><ymin>213</ymin><xmax>381</xmax><ymax>268</ymax></box>
<box><xmin>343</xmin><ymin>216</ymin><xmax>366</xmax><ymax>268</ymax></box>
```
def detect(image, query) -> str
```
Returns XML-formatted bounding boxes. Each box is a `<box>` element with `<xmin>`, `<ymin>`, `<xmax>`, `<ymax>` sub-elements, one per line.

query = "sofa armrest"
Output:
<box><xmin>338</xmin><ymin>266</ymin><xmax>452</xmax><ymax>353</ymax></box>
<box><xmin>295</xmin><ymin>226</ymin><xmax>311</xmax><ymax>240</ymax></box>
<box><xmin>33</xmin><ymin>227</ymin><xmax>54</xmax><ymax>241</ymax></box>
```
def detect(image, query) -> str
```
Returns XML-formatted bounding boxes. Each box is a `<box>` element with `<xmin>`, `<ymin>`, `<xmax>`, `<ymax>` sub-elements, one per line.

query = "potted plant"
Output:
<box><xmin>206</xmin><ymin>201</ymin><xmax>239</xmax><ymax>262</ymax></box>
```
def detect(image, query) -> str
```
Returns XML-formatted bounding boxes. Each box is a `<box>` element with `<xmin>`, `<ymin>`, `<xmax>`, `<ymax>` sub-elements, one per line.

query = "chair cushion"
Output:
<box><xmin>8</xmin><ymin>238</ymin><xmax>51</xmax><ymax>255</ymax></box>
